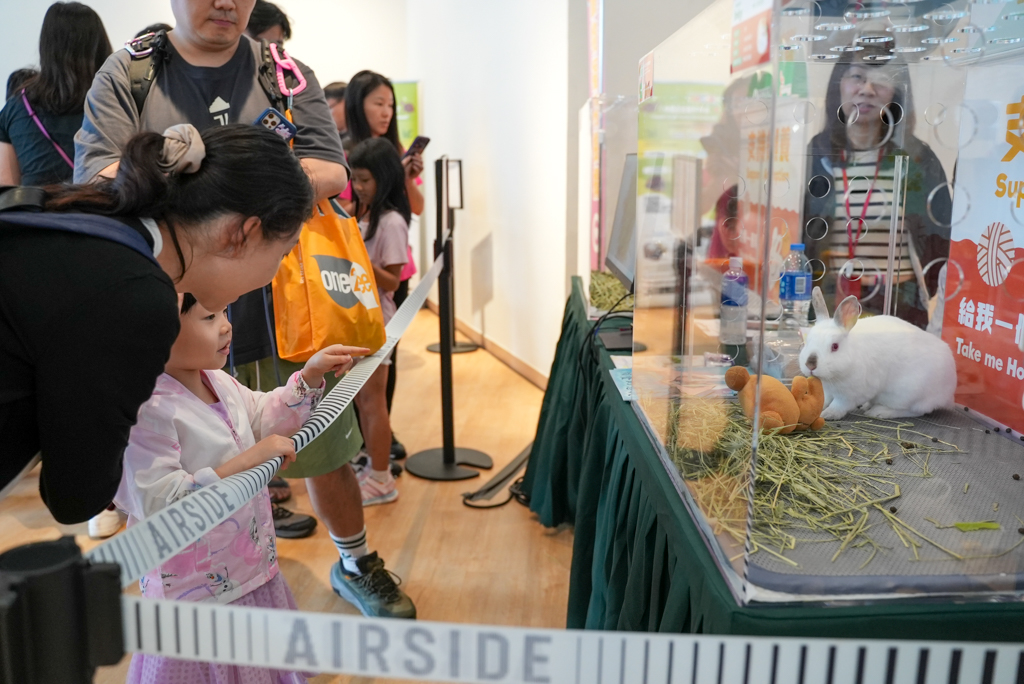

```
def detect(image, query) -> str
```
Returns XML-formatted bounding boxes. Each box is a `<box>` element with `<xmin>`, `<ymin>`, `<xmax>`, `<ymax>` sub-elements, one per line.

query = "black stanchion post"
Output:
<box><xmin>407</xmin><ymin>157</ymin><xmax>493</xmax><ymax>481</ymax></box>
<box><xmin>427</xmin><ymin>158</ymin><xmax>478</xmax><ymax>354</ymax></box>
<box><xmin>0</xmin><ymin>537</ymin><xmax>123</xmax><ymax>684</ymax></box>
<box><xmin>439</xmin><ymin>235</ymin><xmax>457</xmax><ymax>465</ymax></box>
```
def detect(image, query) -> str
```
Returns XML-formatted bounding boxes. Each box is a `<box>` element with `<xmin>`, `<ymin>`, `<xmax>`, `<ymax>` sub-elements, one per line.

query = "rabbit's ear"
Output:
<box><xmin>833</xmin><ymin>295</ymin><xmax>862</xmax><ymax>332</ymax></box>
<box><xmin>811</xmin><ymin>286</ymin><xmax>829</xmax><ymax>322</ymax></box>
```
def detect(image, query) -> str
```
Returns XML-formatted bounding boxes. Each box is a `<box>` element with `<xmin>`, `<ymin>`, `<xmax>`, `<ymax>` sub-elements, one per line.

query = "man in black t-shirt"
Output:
<box><xmin>74</xmin><ymin>0</ymin><xmax>415</xmax><ymax>620</ymax></box>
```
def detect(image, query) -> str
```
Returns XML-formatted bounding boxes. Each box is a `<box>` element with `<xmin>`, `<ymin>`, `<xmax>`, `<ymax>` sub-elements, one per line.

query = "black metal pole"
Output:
<box><xmin>439</xmin><ymin>234</ymin><xmax>457</xmax><ymax>465</ymax></box>
<box><xmin>427</xmin><ymin>166</ymin><xmax>478</xmax><ymax>355</ymax></box>
<box><xmin>407</xmin><ymin>157</ymin><xmax>493</xmax><ymax>481</ymax></box>
<box><xmin>447</xmin><ymin>206</ymin><xmax>458</xmax><ymax>347</ymax></box>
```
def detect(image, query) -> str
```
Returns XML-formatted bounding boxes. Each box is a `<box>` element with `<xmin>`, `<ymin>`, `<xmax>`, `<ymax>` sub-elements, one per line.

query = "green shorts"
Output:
<box><xmin>231</xmin><ymin>356</ymin><xmax>363</xmax><ymax>478</ymax></box>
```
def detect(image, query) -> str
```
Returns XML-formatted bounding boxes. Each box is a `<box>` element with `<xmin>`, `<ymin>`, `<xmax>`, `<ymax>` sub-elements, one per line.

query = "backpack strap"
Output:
<box><xmin>125</xmin><ymin>33</ymin><xmax>291</xmax><ymax>119</ymax></box>
<box><xmin>0</xmin><ymin>188</ymin><xmax>157</xmax><ymax>265</ymax></box>
<box><xmin>257</xmin><ymin>39</ymin><xmax>288</xmax><ymax>112</ymax></box>
<box><xmin>125</xmin><ymin>30</ymin><xmax>170</xmax><ymax>116</ymax></box>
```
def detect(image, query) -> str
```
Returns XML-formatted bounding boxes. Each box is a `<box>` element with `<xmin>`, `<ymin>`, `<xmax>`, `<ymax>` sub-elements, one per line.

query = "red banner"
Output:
<box><xmin>942</xmin><ymin>237</ymin><xmax>1024</xmax><ymax>432</ymax></box>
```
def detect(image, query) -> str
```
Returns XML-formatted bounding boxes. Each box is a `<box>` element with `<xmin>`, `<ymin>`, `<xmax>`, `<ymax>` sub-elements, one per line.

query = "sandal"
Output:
<box><xmin>268</xmin><ymin>476</ymin><xmax>292</xmax><ymax>503</ymax></box>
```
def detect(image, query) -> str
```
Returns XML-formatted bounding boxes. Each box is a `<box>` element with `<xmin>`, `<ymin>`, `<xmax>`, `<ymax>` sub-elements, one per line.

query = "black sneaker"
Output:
<box><xmin>330</xmin><ymin>552</ymin><xmax>416</xmax><ymax>619</ymax></box>
<box><xmin>390</xmin><ymin>436</ymin><xmax>407</xmax><ymax>461</ymax></box>
<box><xmin>272</xmin><ymin>504</ymin><xmax>317</xmax><ymax>539</ymax></box>
<box><xmin>391</xmin><ymin>462</ymin><xmax>403</xmax><ymax>478</ymax></box>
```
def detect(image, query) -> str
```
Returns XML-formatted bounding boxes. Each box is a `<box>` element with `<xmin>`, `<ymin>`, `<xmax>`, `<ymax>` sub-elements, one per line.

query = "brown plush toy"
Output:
<box><xmin>724</xmin><ymin>367</ymin><xmax>826</xmax><ymax>434</ymax></box>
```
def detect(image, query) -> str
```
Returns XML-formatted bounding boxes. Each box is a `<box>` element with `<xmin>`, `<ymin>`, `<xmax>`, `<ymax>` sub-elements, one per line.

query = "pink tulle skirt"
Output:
<box><xmin>126</xmin><ymin>574</ymin><xmax>310</xmax><ymax>684</ymax></box>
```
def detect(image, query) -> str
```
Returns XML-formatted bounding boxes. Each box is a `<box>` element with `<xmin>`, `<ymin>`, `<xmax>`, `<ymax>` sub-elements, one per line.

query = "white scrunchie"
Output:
<box><xmin>159</xmin><ymin>123</ymin><xmax>206</xmax><ymax>174</ymax></box>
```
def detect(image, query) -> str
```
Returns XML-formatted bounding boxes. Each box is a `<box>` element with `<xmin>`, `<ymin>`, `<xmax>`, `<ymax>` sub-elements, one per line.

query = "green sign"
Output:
<box><xmin>637</xmin><ymin>82</ymin><xmax>724</xmax><ymax>198</ymax></box>
<box><xmin>393</xmin><ymin>81</ymin><xmax>419</xmax><ymax>151</ymax></box>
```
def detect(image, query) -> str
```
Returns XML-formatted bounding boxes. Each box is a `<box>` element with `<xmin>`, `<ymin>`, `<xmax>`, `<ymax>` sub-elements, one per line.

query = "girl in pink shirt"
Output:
<box><xmin>347</xmin><ymin>138</ymin><xmax>411</xmax><ymax>506</ymax></box>
<box><xmin>116</xmin><ymin>293</ymin><xmax>367</xmax><ymax>684</ymax></box>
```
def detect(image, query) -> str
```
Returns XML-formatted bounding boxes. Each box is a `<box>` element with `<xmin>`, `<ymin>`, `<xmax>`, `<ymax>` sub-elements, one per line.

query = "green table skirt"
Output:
<box><xmin>521</xmin><ymin>277</ymin><xmax>1024</xmax><ymax>640</ymax></box>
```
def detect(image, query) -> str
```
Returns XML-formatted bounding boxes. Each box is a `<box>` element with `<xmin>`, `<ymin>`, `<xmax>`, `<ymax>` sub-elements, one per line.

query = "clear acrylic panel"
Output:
<box><xmin>631</xmin><ymin>0</ymin><xmax>1024</xmax><ymax>605</ymax></box>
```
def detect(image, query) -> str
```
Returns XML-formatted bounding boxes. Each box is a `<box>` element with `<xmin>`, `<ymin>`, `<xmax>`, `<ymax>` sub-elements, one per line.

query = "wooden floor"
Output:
<box><xmin>0</xmin><ymin>308</ymin><xmax>573</xmax><ymax>684</ymax></box>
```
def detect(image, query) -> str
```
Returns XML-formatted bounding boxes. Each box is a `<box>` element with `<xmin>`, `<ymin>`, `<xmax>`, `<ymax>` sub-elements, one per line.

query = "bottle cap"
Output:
<box><xmin>729</xmin><ymin>256</ymin><xmax>743</xmax><ymax>270</ymax></box>
<box><xmin>791</xmin><ymin>243</ymin><xmax>805</xmax><ymax>251</ymax></box>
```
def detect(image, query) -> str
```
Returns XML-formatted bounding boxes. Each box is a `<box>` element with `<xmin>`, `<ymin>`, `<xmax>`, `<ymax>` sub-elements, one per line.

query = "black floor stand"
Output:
<box><xmin>404</xmin><ymin>447</ymin><xmax>493</xmax><ymax>480</ymax></box>
<box><xmin>407</xmin><ymin>157</ymin><xmax>492</xmax><ymax>481</ymax></box>
<box><xmin>427</xmin><ymin>341</ymin><xmax>479</xmax><ymax>354</ymax></box>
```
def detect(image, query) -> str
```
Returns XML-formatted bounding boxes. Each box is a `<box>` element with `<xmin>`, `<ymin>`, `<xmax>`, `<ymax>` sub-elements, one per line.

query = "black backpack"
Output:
<box><xmin>126</xmin><ymin>30</ymin><xmax>296</xmax><ymax>117</ymax></box>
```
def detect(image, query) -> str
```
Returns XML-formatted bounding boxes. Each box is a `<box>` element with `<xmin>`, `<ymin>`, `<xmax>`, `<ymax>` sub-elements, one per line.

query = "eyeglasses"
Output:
<box><xmin>842</xmin><ymin>69</ymin><xmax>895</xmax><ymax>90</ymax></box>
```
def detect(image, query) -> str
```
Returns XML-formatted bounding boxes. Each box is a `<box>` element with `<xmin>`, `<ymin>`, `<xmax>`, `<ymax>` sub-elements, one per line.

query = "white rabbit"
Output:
<box><xmin>798</xmin><ymin>287</ymin><xmax>957</xmax><ymax>420</ymax></box>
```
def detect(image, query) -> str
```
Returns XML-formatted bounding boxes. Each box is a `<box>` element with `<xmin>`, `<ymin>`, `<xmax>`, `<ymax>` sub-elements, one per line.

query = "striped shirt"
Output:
<box><xmin>826</xmin><ymin>150</ymin><xmax>914</xmax><ymax>283</ymax></box>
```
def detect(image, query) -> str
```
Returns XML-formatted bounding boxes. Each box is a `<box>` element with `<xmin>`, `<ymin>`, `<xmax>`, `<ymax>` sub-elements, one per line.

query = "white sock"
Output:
<box><xmin>330</xmin><ymin>528</ymin><xmax>370</xmax><ymax>575</ymax></box>
<box><xmin>370</xmin><ymin>468</ymin><xmax>391</xmax><ymax>484</ymax></box>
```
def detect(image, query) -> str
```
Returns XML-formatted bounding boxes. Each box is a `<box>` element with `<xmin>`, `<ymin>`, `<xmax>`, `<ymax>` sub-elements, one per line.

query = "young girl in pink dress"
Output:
<box><xmin>115</xmin><ymin>293</ymin><xmax>367</xmax><ymax>684</ymax></box>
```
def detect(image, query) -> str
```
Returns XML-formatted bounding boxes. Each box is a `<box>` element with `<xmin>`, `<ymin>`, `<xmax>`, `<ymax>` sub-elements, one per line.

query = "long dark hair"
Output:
<box><xmin>45</xmin><ymin>125</ymin><xmax>313</xmax><ymax>277</ymax></box>
<box><xmin>247</xmin><ymin>0</ymin><xmax>292</xmax><ymax>40</ymax></box>
<box><xmin>23</xmin><ymin>2</ymin><xmax>112</xmax><ymax>115</ymax></box>
<box><xmin>6</xmin><ymin>69</ymin><xmax>38</xmax><ymax>101</ymax></box>
<box><xmin>349</xmin><ymin>137</ymin><xmax>410</xmax><ymax>242</ymax></box>
<box><xmin>345</xmin><ymin>70</ymin><xmax>401</xmax><ymax>151</ymax></box>
<box><xmin>821</xmin><ymin>46</ymin><xmax>916</xmax><ymax>159</ymax></box>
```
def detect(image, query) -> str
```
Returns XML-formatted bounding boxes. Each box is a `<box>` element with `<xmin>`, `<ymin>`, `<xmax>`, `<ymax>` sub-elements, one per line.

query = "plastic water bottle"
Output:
<box><xmin>720</xmin><ymin>257</ymin><xmax>748</xmax><ymax>345</ymax></box>
<box><xmin>780</xmin><ymin>244</ymin><xmax>812</xmax><ymax>330</ymax></box>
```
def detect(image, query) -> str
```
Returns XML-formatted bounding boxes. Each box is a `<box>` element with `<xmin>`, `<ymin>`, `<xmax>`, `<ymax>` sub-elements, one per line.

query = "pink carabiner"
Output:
<box><xmin>269</xmin><ymin>42</ymin><xmax>307</xmax><ymax>98</ymax></box>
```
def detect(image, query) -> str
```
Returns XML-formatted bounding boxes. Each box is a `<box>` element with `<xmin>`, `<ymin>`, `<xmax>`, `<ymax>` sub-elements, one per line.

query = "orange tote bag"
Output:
<box><xmin>272</xmin><ymin>200</ymin><xmax>386</xmax><ymax>362</ymax></box>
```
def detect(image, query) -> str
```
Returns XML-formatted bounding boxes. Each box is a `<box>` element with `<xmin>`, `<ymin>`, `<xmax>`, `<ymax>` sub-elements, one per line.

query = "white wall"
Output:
<box><xmin>406</xmin><ymin>0</ymin><xmax>569</xmax><ymax>379</ymax></box>
<box><xmin>1</xmin><ymin>0</ymin><xmax>408</xmax><ymax>91</ymax></box>
<box><xmin>563</xmin><ymin>0</ymin><xmax>715</xmax><ymax>296</ymax></box>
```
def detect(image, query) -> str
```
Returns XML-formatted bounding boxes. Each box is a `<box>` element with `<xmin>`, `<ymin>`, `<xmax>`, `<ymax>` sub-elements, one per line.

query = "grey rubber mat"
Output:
<box><xmin>745</xmin><ymin>408</ymin><xmax>1024</xmax><ymax>596</ymax></box>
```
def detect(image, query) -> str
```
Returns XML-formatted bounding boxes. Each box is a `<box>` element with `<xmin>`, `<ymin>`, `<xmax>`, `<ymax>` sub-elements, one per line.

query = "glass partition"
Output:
<box><xmin>632</xmin><ymin>0</ymin><xmax>1024</xmax><ymax>604</ymax></box>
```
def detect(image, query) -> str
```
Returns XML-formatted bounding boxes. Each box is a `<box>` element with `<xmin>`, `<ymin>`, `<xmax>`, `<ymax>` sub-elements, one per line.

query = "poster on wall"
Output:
<box><xmin>731</xmin><ymin>0</ymin><xmax>771</xmax><ymax>74</ymax></box>
<box><xmin>637</xmin><ymin>82</ymin><xmax>722</xmax><ymax>200</ymax></box>
<box><xmin>941</xmin><ymin>64</ymin><xmax>1024</xmax><ymax>434</ymax></box>
<box><xmin>392</xmin><ymin>81</ymin><xmax>419</xmax><ymax>151</ymax></box>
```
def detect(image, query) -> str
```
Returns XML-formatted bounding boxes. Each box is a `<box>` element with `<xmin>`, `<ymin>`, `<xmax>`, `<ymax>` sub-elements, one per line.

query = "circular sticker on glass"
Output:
<box><xmin>976</xmin><ymin>221</ymin><xmax>1015</xmax><ymax>287</ymax></box>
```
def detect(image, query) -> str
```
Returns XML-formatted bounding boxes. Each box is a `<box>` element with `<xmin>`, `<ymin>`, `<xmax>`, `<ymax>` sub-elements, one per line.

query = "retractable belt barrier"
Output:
<box><xmin>123</xmin><ymin>595</ymin><xmax>1024</xmax><ymax>683</ymax></box>
<box><xmin>7</xmin><ymin>248</ymin><xmax>1024</xmax><ymax>683</ymax></box>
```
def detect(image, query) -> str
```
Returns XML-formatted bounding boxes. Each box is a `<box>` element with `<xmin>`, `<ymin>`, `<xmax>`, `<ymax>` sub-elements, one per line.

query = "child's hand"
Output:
<box><xmin>301</xmin><ymin>345</ymin><xmax>371</xmax><ymax>386</ymax></box>
<box><xmin>251</xmin><ymin>435</ymin><xmax>297</xmax><ymax>470</ymax></box>
<box><xmin>215</xmin><ymin>435</ymin><xmax>296</xmax><ymax>479</ymax></box>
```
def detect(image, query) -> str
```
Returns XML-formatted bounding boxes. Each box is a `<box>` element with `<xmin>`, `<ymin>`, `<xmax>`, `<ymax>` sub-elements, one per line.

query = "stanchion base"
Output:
<box><xmin>405</xmin><ymin>448</ymin><xmax>494</xmax><ymax>481</ymax></box>
<box><xmin>426</xmin><ymin>341</ymin><xmax>479</xmax><ymax>354</ymax></box>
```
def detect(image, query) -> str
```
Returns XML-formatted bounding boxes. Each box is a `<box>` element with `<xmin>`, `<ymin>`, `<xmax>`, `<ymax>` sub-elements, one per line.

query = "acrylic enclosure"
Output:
<box><xmin>630</xmin><ymin>0</ymin><xmax>1024</xmax><ymax>604</ymax></box>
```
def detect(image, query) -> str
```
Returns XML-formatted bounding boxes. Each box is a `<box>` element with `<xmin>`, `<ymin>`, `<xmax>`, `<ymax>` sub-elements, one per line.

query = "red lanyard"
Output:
<box><xmin>841</xmin><ymin>147</ymin><xmax>884</xmax><ymax>260</ymax></box>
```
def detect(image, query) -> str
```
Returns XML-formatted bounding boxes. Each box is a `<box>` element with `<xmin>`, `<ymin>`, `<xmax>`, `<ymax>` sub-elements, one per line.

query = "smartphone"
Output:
<box><xmin>253</xmin><ymin>107</ymin><xmax>297</xmax><ymax>143</ymax></box>
<box><xmin>402</xmin><ymin>135</ymin><xmax>430</xmax><ymax>159</ymax></box>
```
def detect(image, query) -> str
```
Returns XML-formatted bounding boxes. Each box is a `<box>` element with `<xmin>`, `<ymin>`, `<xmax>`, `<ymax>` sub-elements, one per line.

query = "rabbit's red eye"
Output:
<box><xmin>831</xmin><ymin>343</ymin><xmax>839</xmax><ymax>352</ymax></box>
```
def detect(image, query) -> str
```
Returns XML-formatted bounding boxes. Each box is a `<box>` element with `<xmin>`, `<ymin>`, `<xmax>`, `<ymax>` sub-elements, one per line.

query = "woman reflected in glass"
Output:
<box><xmin>802</xmin><ymin>48</ymin><xmax>951</xmax><ymax>329</ymax></box>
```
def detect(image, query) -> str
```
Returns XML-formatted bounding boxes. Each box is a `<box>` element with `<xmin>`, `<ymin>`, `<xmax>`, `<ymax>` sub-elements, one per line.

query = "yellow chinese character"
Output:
<box><xmin>1002</xmin><ymin>95</ymin><xmax>1024</xmax><ymax>162</ymax></box>
<box><xmin>777</xmin><ymin>128</ymin><xmax>791</xmax><ymax>163</ymax></box>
